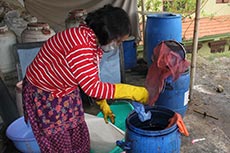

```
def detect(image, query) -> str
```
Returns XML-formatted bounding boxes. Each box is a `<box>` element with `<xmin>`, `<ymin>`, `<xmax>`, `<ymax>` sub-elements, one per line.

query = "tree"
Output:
<box><xmin>138</xmin><ymin>0</ymin><xmax>198</xmax><ymax>18</ymax></box>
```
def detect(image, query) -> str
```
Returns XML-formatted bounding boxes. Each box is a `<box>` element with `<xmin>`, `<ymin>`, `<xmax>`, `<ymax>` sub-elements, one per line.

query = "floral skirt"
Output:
<box><xmin>22</xmin><ymin>77</ymin><xmax>90</xmax><ymax>153</ymax></box>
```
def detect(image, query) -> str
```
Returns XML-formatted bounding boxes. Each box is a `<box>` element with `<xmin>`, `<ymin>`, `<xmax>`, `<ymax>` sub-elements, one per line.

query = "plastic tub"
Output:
<box><xmin>97</xmin><ymin>101</ymin><xmax>134</xmax><ymax>131</ymax></box>
<box><xmin>6</xmin><ymin>116</ymin><xmax>41</xmax><ymax>153</ymax></box>
<box><xmin>6</xmin><ymin>101</ymin><xmax>133</xmax><ymax>153</ymax></box>
<box><xmin>97</xmin><ymin>101</ymin><xmax>134</xmax><ymax>153</ymax></box>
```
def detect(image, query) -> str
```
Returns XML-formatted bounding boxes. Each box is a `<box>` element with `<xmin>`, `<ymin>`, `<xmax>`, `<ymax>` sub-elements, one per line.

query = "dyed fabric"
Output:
<box><xmin>26</xmin><ymin>24</ymin><xmax>115</xmax><ymax>99</ymax></box>
<box><xmin>22</xmin><ymin>77</ymin><xmax>90</xmax><ymax>153</ymax></box>
<box><xmin>145</xmin><ymin>41</ymin><xmax>190</xmax><ymax>106</ymax></box>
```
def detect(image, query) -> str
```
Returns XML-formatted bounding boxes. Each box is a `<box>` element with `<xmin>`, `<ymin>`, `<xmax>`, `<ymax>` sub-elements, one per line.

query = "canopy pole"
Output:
<box><xmin>141</xmin><ymin>0</ymin><xmax>145</xmax><ymax>43</ymax></box>
<box><xmin>189</xmin><ymin>0</ymin><xmax>201</xmax><ymax>100</ymax></box>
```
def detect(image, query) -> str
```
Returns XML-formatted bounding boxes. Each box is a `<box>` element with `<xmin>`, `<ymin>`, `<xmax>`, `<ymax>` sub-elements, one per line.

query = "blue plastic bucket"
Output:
<box><xmin>144</xmin><ymin>13</ymin><xmax>182</xmax><ymax>65</ymax></box>
<box><xmin>117</xmin><ymin>106</ymin><xmax>181</xmax><ymax>153</ymax></box>
<box><xmin>6</xmin><ymin>116</ymin><xmax>40</xmax><ymax>153</ymax></box>
<box><xmin>122</xmin><ymin>36</ymin><xmax>137</xmax><ymax>70</ymax></box>
<box><xmin>155</xmin><ymin>69</ymin><xmax>190</xmax><ymax>117</ymax></box>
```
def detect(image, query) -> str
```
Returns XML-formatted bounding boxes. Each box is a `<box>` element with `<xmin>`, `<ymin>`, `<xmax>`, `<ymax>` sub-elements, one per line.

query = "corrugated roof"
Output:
<box><xmin>182</xmin><ymin>15</ymin><xmax>230</xmax><ymax>40</ymax></box>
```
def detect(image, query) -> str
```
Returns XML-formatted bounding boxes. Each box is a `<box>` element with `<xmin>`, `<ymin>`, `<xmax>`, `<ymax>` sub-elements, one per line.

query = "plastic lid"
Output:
<box><xmin>147</xmin><ymin>12</ymin><xmax>181</xmax><ymax>18</ymax></box>
<box><xmin>97</xmin><ymin>101</ymin><xmax>134</xmax><ymax>131</ymax></box>
<box><xmin>27</xmin><ymin>22</ymin><xmax>50</xmax><ymax>30</ymax></box>
<box><xmin>68</xmin><ymin>9</ymin><xmax>87</xmax><ymax>19</ymax></box>
<box><xmin>164</xmin><ymin>40</ymin><xmax>186</xmax><ymax>59</ymax></box>
<box><xmin>124</xmin><ymin>36</ymin><xmax>135</xmax><ymax>41</ymax></box>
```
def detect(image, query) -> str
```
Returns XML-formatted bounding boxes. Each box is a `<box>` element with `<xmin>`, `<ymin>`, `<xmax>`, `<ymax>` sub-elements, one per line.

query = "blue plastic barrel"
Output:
<box><xmin>144</xmin><ymin>13</ymin><xmax>182</xmax><ymax>65</ymax></box>
<box><xmin>122</xmin><ymin>36</ymin><xmax>137</xmax><ymax>70</ymax></box>
<box><xmin>155</xmin><ymin>69</ymin><xmax>190</xmax><ymax>117</ymax></box>
<box><xmin>117</xmin><ymin>106</ymin><xmax>181</xmax><ymax>153</ymax></box>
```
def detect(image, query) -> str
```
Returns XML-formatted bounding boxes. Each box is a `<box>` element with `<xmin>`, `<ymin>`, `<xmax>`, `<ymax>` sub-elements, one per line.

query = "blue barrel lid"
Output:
<box><xmin>123</xmin><ymin>35</ymin><xmax>135</xmax><ymax>42</ymax></box>
<box><xmin>147</xmin><ymin>12</ymin><xmax>181</xmax><ymax>18</ymax></box>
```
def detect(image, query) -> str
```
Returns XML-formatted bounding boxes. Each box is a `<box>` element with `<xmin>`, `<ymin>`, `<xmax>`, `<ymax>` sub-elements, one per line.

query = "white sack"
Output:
<box><xmin>85</xmin><ymin>113</ymin><xmax>124</xmax><ymax>153</ymax></box>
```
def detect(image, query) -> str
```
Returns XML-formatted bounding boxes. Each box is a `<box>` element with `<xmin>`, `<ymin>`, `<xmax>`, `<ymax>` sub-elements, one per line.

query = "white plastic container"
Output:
<box><xmin>21</xmin><ymin>22</ymin><xmax>55</xmax><ymax>43</ymax></box>
<box><xmin>0</xmin><ymin>24</ymin><xmax>17</xmax><ymax>73</ymax></box>
<box><xmin>65</xmin><ymin>9</ymin><xmax>87</xmax><ymax>28</ymax></box>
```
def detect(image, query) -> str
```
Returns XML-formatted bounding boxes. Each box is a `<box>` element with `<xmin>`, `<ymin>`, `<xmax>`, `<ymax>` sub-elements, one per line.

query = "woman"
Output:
<box><xmin>22</xmin><ymin>4</ymin><xmax>148</xmax><ymax>153</ymax></box>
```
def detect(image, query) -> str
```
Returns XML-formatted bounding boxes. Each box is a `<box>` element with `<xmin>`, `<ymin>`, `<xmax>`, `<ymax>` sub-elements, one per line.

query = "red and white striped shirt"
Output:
<box><xmin>26</xmin><ymin>25</ymin><xmax>115</xmax><ymax>98</ymax></box>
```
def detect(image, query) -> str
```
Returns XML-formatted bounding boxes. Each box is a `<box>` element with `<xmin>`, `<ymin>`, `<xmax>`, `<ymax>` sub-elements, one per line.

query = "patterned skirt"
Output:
<box><xmin>22</xmin><ymin>77</ymin><xmax>90</xmax><ymax>153</ymax></box>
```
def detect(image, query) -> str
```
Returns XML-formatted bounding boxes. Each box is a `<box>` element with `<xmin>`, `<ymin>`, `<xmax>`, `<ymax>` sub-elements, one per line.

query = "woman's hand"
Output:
<box><xmin>114</xmin><ymin>84</ymin><xmax>149</xmax><ymax>104</ymax></box>
<box><xmin>96</xmin><ymin>99</ymin><xmax>115</xmax><ymax>124</ymax></box>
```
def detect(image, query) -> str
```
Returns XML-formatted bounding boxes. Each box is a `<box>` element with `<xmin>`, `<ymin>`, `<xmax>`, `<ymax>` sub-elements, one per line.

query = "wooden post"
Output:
<box><xmin>141</xmin><ymin>0</ymin><xmax>145</xmax><ymax>44</ymax></box>
<box><xmin>119</xmin><ymin>44</ymin><xmax>126</xmax><ymax>83</ymax></box>
<box><xmin>189</xmin><ymin>0</ymin><xmax>201</xmax><ymax>100</ymax></box>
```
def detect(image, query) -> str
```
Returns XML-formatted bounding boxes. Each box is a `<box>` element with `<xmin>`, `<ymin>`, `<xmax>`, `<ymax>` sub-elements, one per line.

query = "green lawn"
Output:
<box><xmin>136</xmin><ymin>42</ymin><xmax>230</xmax><ymax>62</ymax></box>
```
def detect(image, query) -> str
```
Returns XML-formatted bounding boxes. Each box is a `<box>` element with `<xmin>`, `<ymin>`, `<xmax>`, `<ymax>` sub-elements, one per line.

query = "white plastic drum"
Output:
<box><xmin>21</xmin><ymin>22</ymin><xmax>56</xmax><ymax>43</ymax></box>
<box><xmin>65</xmin><ymin>9</ymin><xmax>87</xmax><ymax>28</ymax></box>
<box><xmin>0</xmin><ymin>24</ymin><xmax>17</xmax><ymax>73</ymax></box>
<box><xmin>16</xmin><ymin>80</ymin><xmax>23</xmax><ymax>116</ymax></box>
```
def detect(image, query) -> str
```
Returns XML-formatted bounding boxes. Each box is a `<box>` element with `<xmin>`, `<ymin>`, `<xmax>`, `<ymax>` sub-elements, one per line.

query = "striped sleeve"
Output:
<box><xmin>66</xmin><ymin>46</ymin><xmax>115</xmax><ymax>99</ymax></box>
<box><xmin>26</xmin><ymin>25</ymin><xmax>116</xmax><ymax>99</ymax></box>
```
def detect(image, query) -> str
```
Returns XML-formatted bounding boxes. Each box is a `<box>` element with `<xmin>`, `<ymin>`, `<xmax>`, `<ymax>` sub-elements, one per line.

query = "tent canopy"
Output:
<box><xmin>25</xmin><ymin>0</ymin><xmax>140</xmax><ymax>40</ymax></box>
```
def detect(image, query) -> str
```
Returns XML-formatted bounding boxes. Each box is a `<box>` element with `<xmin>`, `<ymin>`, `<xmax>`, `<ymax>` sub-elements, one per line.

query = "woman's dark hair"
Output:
<box><xmin>85</xmin><ymin>4</ymin><xmax>131</xmax><ymax>45</ymax></box>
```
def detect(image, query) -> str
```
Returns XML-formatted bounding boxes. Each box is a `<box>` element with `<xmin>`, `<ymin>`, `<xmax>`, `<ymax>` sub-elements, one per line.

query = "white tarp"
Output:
<box><xmin>85</xmin><ymin>113</ymin><xmax>125</xmax><ymax>153</ymax></box>
<box><xmin>24</xmin><ymin>0</ymin><xmax>140</xmax><ymax>40</ymax></box>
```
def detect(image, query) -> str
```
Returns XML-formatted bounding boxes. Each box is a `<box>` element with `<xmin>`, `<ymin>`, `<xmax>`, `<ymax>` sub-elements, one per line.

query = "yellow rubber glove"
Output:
<box><xmin>114</xmin><ymin>84</ymin><xmax>149</xmax><ymax>104</ymax></box>
<box><xmin>96</xmin><ymin>99</ymin><xmax>115</xmax><ymax>124</ymax></box>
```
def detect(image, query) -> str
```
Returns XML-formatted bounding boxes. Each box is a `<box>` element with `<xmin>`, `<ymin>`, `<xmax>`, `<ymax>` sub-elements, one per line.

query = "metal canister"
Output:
<box><xmin>65</xmin><ymin>9</ymin><xmax>87</xmax><ymax>28</ymax></box>
<box><xmin>21</xmin><ymin>22</ymin><xmax>56</xmax><ymax>43</ymax></box>
<box><xmin>0</xmin><ymin>24</ymin><xmax>17</xmax><ymax>73</ymax></box>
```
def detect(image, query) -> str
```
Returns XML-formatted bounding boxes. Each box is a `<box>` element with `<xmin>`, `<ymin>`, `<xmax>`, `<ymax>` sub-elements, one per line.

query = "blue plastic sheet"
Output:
<box><xmin>99</xmin><ymin>48</ymin><xmax>121</xmax><ymax>83</ymax></box>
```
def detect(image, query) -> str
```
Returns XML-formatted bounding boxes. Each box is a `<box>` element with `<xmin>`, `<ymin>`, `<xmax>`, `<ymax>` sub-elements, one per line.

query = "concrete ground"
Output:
<box><xmin>1</xmin><ymin>56</ymin><xmax>230</xmax><ymax>153</ymax></box>
<box><xmin>85</xmin><ymin>60</ymin><xmax>230</xmax><ymax>153</ymax></box>
<box><xmin>124</xmin><ymin>58</ymin><xmax>230</xmax><ymax>153</ymax></box>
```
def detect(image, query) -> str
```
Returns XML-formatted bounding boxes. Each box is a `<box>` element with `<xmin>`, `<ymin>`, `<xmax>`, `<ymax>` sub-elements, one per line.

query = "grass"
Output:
<box><xmin>136</xmin><ymin>43</ymin><xmax>230</xmax><ymax>62</ymax></box>
<box><xmin>199</xmin><ymin>50</ymin><xmax>230</xmax><ymax>61</ymax></box>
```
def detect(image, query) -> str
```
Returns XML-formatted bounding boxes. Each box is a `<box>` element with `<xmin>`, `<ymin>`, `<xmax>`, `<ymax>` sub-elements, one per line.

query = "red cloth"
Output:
<box><xmin>145</xmin><ymin>41</ymin><xmax>190</xmax><ymax>106</ymax></box>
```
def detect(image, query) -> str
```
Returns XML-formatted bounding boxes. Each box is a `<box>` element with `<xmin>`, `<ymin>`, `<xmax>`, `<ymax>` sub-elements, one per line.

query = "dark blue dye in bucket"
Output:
<box><xmin>144</xmin><ymin>13</ymin><xmax>182</xmax><ymax>66</ymax></box>
<box><xmin>118</xmin><ymin>106</ymin><xmax>181</xmax><ymax>153</ymax></box>
<box><xmin>155</xmin><ymin>69</ymin><xmax>190</xmax><ymax>117</ymax></box>
<box><xmin>122</xmin><ymin>36</ymin><xmax>137</xmax><ymax>70</ymax></box>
